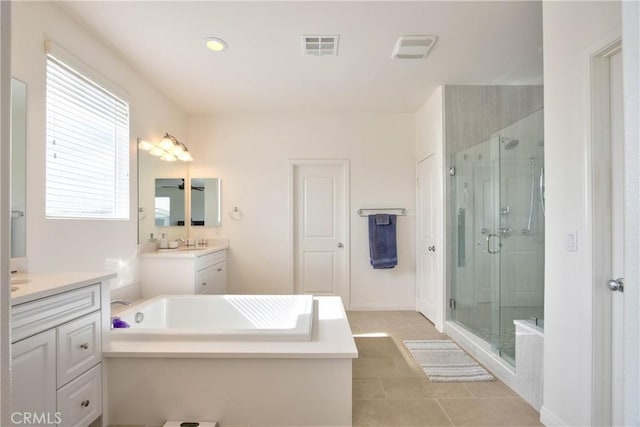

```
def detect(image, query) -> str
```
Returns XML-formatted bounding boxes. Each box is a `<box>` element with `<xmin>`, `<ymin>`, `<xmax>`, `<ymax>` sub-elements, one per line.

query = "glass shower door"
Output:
<box><xmin>451</xmin><ymin>135</ymin><xmax>502</xmax><ymax>350</ymax></box>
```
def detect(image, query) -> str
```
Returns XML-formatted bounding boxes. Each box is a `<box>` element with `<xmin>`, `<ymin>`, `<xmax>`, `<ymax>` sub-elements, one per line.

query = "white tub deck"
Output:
<box><xmin>104</xmin><ymin>296</ymin><xmax>357</xmax><ymax>426</ymax></box>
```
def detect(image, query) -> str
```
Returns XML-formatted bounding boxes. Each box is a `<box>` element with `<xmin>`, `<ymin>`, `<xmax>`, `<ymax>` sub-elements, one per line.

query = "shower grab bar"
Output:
<box><xmin>487</xmin><ymin>234</ymin><xmax>500</xmax><ymax>254</ymax></box>
<box><xmin>357</xmin><ymin>208</ymin><xmax>406</xmax><ymax>217</ymax></box>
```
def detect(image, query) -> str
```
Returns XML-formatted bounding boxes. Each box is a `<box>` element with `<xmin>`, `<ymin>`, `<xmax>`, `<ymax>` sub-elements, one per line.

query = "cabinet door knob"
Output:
<box><xmin>217</xmin><ymin>267</ymin><xmax>223</xmax><ymax>272</ymax></box>
<box><xmin>80</xmin><ymin>400</ymin><xmax>90</xmax><ymax>407</ymax></box>
<box><xmin>80</xmin><ymin>343</ymin><xmax>89</xmax><ymax>350</ymax></box>
<box><xmin>201</xmin><ymin>282</ymin><xmax>207</xmax><ymax>287</ymax></box>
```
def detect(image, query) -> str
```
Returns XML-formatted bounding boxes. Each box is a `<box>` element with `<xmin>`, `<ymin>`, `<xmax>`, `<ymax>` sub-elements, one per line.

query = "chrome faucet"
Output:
<box><xmin>110</xmin><ymin>299</ymin><xmax>130</xmax><ymax>307</ymax></box>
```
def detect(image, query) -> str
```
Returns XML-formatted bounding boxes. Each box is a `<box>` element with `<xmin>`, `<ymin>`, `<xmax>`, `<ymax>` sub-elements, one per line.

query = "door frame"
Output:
<box><xmin>288</xmin><ymin>159</ymin><xmax>350</xmax><ymax>309</ymax></box>
<box><xmin>0</xmin><ymin>1</ymin><xmax>10</xmax><ymax>424</ymax></box>
<box><xmin>588</xmin><ymin>35</ymin><xmax>621</xmax><ymax>425</ymax></box>
<box><xmin>622</xmin><ymin>3</ymin><xmax>640</xmax><ymax>424</ymax></box>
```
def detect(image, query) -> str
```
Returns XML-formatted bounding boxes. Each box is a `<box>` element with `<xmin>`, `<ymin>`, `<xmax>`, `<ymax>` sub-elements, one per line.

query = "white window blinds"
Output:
<box><xmin>46</xmin><ymin>54</ymin><xmax>130</xmax><ymax>219</ymax></box>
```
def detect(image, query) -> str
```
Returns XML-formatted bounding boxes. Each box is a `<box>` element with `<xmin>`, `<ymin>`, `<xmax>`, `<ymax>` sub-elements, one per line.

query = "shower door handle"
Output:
<box><xmin>487</xmin><ymin>234</ymin><xmax>500</xmax><ymax>254</ymax></box>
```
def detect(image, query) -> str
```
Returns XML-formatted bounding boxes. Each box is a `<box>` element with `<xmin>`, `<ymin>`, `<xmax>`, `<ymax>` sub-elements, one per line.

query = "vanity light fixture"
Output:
<box><xmin>138</xmin><ymin>133</ymin><xmax>194</xmax><ymax>162</ymax></box>
<box><xmin>205</xmin><ymin>37</ymin><xmax>228</xmax><ymax>52</ymax></box>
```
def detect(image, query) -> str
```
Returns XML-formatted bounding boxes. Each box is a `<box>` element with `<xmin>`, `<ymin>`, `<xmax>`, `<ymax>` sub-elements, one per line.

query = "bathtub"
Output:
<box><xmin>105</xmin><ymin>296</ymin><xmax>357</xmax><ymax>426</ymax></box>
<box><xmin>112</xmin><ymin>294</ymin><xmax>314</xmax><ymax>341</ymax></box>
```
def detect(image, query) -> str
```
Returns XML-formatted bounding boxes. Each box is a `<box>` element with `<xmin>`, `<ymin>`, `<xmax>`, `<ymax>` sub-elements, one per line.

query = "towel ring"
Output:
<box><xmin>229</xmin><ymin>206</ymin><xmax>243</xmax><ymax>221</ymax></box>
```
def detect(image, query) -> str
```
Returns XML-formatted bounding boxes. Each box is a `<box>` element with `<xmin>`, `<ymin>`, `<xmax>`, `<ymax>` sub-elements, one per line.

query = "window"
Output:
<box><xmin>46</xmin><ymin>54</ymin><xmax>130</xmax><ymax>219</ymax></box>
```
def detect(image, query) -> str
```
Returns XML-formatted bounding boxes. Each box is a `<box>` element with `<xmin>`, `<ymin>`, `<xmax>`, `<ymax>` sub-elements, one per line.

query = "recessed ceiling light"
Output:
<box><xmin>205</xmin><ymin>37</ymin><xmax>228</xmax><ymax>52</ymax></box>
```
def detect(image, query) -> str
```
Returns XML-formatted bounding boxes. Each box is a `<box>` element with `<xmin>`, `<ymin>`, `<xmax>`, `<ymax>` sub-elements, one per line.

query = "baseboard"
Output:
<box><xmin>348</xmin><ymin>303</ymin><xmax>416</xmax><ymax>311</ymax></box>
<box><xmin>539</xmin><ymin>406</ymin><xmax>567</xmax><ymax>426</ymax></box>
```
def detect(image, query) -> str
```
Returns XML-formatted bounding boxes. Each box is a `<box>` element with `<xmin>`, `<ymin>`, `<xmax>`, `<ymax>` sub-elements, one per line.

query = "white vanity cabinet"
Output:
<box><xmin>10</xmin><ymin>274</ymin><xmax>113</xmax><ymax>427</ymax></box>
<box><xmin>140</xmin><ymin>248</ymin><xmax>227</xmax><ymax>297</ymax></box>
<box><xmin>11</xmin><ymin>330</ymin><xmax>57</xmax><ymax>424</ymax></box>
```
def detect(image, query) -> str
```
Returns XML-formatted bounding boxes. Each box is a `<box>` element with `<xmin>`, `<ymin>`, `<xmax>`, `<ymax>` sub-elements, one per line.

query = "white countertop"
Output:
<box><xmin>139</xmin><ymin>243</ymin><xmax>228</xmax><ymax>259</ymax></box>
<box><xmin>104</xmin><ymin>296</ymin><xmax>358</xmax><ymax>359</ymax></box>
<box><xmin>11</xmin><ymin>271</ymin><xmax>116</xmax><ymax>305</ymax></box>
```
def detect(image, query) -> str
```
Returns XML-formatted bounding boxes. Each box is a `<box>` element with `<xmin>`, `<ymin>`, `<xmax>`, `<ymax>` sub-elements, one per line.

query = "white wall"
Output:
<box><xmin>11</xmin><ymin>2</ymin><xmax>187</xmax><ymax>288</ymax></box>
<box><xmin>188</xmin><ymin>113</ymin><xmax>416</xmax><ymax>309</ymax></box>
<box><xmin>541</xmin><ymin>2</ymin><xmax>621</xmax><ymax>425</ymax></box>
<box><xmin>415</xmin><ymin>86</ymin><xmax>445</xmax><ymax>330</ymax></box>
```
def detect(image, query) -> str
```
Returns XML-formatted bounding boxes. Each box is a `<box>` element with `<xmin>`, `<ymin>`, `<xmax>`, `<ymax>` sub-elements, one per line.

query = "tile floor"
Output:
<box><xmin>347</xmin><ymin>310</ymin><xmax>542</xmax><ymax>427</ymax></box>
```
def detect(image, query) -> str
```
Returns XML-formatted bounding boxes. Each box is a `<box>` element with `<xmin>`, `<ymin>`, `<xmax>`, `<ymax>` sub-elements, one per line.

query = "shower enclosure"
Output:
<box><xmin>450</xmin><ymin>108</ymin><xmax>544</xmax><ymax>365</ymax></box>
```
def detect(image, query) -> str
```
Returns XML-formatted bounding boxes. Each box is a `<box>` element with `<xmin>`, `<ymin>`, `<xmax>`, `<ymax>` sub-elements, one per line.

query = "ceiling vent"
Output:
<box><xmin>302</xmin><ymin>35</ymin><xmax>339</xmax><ymax>56</ymax></box>
<box><xmin>391</xmin><ymin>35</ymin><xmax>437</xmax><ymax>59</ymax></box>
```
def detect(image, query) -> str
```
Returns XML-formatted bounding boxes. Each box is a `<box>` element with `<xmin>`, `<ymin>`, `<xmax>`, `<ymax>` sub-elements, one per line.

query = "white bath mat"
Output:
<box><xmin>404</xmin><ymin>340</ymin><xmax>496</xmax><ymax>382</ymax></box>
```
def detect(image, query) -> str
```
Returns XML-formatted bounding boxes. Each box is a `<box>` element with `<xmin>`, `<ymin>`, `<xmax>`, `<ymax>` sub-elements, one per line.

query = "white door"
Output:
<box><xmin>609</xmin><ymin>50</ymin><xmax>624</xmax><ymax>426</ymax></box>
<box><xmin>416</xmin><ymin>156</ymin><xmax>438</xmax><ymax>324</ymax></box>
<box><xmin>292</xmin><ymin>161</ymin><xmax>348</xmax><ymax>307</ymax></box>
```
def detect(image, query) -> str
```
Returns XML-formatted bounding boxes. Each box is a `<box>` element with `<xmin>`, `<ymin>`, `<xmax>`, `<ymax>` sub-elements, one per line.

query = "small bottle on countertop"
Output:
<box><xmin>159</xmin><ymin>233</ymin><xmax>168</xmax><ymax>249</ymax></box>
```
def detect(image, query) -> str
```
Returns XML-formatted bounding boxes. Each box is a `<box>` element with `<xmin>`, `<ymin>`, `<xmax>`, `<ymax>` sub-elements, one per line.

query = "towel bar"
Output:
<box><xmin>357</xmin><ymin>208</ymin><xmax>406</xmax><ymax>217</ymax></box>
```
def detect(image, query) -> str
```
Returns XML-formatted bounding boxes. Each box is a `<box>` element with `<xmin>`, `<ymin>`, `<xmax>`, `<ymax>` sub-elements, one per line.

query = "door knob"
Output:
<box><xmin>337</xmin><ymin>242</ymin><xmax>344</xmax><ymax>248</ymax></box>
<box><xmin>607</xmin><ymin>278</ymin><xmax>624</xmax><ymax>292</ymax></box>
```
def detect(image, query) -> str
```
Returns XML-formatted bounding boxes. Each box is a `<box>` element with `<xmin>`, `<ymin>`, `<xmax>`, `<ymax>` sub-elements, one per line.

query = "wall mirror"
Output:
<box><xmin>191</xmin><ymin>178</ymin><xmax>221</xmax><ymax>227</ymax></box>
<box><xmin>154</xmin><ymin>178</ymin><xmax>187</xmax><ymax>226</ymax></box>
<box><xmin>138</xmin><ymin>146</ymin><xmax>189</xmax><ymax>242</ymax></box>
<box><xmin>11</xmin><ymin>78</ymin><xmax>27</xmax><ymax>258</ymax></box>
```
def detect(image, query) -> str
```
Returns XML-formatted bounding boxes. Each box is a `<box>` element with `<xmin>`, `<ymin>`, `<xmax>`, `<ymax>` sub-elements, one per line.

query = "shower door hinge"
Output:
<box><xmin>449</xmin><ymin>298</ymin><xmax>456</xmax><ymax>309</ymax></box>
<box><xmin>449</xmin><ymin>166</ymin><xmax>456</xmax><ymax>176</ymax></box>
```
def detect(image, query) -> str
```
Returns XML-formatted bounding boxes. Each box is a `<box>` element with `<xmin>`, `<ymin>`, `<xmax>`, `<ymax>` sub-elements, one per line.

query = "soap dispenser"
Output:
<box><xmin>160</xmin><ymin>233</ymin><xmax>168</xmax><ymax>249</ymax></box>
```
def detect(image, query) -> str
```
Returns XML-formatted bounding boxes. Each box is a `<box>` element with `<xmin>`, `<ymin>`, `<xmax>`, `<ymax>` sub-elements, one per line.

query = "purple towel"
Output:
<box><xmin>111</xmin><ymin>317</ymin><xmax>130</xmax><ymax>329</ymax></box>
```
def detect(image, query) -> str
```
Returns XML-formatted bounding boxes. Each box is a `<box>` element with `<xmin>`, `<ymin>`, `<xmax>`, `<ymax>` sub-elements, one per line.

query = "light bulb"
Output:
<box><xmin>178</xmin><ymin>152</ymin><xmax>194</xmax><ymax>162</ymax></box>
<box><xmin>160</xmin><ymin>152</ymin><xmax>177</xmax><ymax>162</ymax></box>
<box><xmin>171</xmin><ymin>144</ymin><xmax>184</xmax><ymax>156</ymax></box>
<box><xmin>160</xmin><ymin>135</ymin><xmax>174</xmax><ymax>150</ymax></box>
<box><xmin>138</xmin><ymin>139</ymin><xmax>153</xmax><ymax>151</ymax></box>
<box><xmin>149</xmin><ymin>147</ymin><xmax>164</xmax><ymax>157</ymax></box>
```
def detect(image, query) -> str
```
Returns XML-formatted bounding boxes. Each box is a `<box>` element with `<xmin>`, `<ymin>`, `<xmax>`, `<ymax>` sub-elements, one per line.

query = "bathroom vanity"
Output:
<box><xmin>10</xmin><ymin>272</ymin><xmax>115</xmax><ymax>427</ymax></box>
<box><xmin>140</xmin><ymin>244</ymin><xmax>228</xmax><ymax>298</ymax></box>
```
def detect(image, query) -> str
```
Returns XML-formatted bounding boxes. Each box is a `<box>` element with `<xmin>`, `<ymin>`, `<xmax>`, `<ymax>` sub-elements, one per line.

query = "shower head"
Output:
<box><xmin>500</xmin><ymin>137</ymin><xmax>519</xmax><ymax>150</ymax></box>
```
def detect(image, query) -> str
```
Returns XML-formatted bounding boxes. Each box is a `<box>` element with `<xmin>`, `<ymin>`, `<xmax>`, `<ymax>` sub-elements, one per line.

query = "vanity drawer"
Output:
<box><xmin>12</xmin><ymin>284</ymin><xmax>101</xmax><ymax>343</ymax></box>
<box><xmin>57</xmin><ymin>363</ymin><xmax>102</xmax><ymax>427</ymax></box>
<box><xmin>57</xmin><ymin>311</ymin><xmax>102</xmax><ymax>387</ymax></box>
<box><xmin>196</xmin><ymin>250</ymin><xmax>226</xmax><ymax>270</ymax></box>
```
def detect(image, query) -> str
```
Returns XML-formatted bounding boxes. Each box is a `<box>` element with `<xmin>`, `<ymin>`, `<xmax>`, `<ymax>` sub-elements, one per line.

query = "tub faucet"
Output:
<box><xmin>110</xmin><ymin>299</ymin><xmax>131</xmax><ymax>307</ymax></box>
